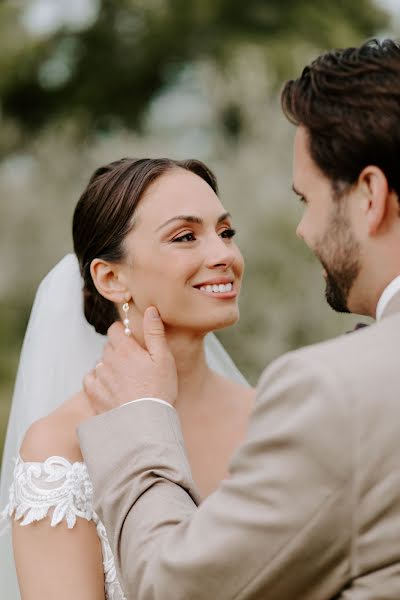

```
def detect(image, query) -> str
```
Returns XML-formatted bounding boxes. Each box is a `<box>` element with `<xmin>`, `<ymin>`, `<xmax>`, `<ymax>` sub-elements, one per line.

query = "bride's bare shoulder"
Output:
<box><xmin>213</xmin><ymin>371</ymin><xmax>256</xmax><ymax>409</ymax></box>
<box><xmin>19</xmin><ymin>391</ymin><xmax>92</xmax><ymax>464</ymax></box>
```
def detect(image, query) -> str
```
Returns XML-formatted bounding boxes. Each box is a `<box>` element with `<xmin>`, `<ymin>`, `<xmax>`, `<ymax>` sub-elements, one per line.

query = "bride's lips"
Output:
<box><xmin>192</xmin><ymin>276</ymin><xmax>237</xmax><ymax>299</ymax></box>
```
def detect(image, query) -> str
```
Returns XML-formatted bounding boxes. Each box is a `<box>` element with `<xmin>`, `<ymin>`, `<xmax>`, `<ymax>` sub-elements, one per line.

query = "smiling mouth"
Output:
<box><xmin>198</xmin><ymin>283</ymin><xmax>233</xmax><ymax>293</ymax></box>
<box><xmin>193</xmin><ymin>281</ymin><xmax>237</xmax><ymax>298</ymax></box>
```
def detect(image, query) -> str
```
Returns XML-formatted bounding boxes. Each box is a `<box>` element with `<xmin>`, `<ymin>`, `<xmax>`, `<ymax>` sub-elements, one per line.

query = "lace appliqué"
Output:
<box><xmin>2</xmin><ymin>455</ymin><xmax>126</xmax><ymax>600</ymax></box>
<box><xmin>4</xmin><ymin>455</ymin><xmax>93</xmax><ymax>528</ymax></box>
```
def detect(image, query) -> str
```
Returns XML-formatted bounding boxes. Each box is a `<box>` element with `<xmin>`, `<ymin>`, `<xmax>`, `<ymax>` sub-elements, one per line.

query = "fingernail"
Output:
<box><xmin>148</xmin><ymin>307</ymin><xmax>159</xmax><ymax>319</ymax></box>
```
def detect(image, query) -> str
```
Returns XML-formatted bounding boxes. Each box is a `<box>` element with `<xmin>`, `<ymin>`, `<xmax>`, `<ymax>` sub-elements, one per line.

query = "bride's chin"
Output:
<box><xmin>204</xmin><ymin>311</ymin><xmax>240</xmax><ymax>332</ymax></box>
<box><xmin>165</xmin><ymin>307</ymin><xmax>240</xmax><ymax>336</ymax></box>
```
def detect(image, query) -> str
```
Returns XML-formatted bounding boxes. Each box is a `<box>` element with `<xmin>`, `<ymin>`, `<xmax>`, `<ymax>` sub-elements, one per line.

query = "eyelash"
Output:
<box><xmin>172</xmin><ymin>228</ymin><xmax>236</xmax><ymax>243</ymax></box>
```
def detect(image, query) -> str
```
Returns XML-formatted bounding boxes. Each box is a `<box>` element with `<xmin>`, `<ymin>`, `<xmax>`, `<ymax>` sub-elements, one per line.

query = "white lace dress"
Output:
<box><xmin>2</xmin><ymin>454</ymin><xmax>126</xmax><ymax>600</ymax></box>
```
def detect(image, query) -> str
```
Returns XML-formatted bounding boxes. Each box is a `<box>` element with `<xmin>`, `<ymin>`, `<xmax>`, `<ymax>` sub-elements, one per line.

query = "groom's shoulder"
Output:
<box><xmin>258</xmin><ymin>313</ymin><xmax>399</xmax><ymax>397</ymax></box>
<box><xmin>296</xmin><ymin>313</ymin><xmax>397</xmax><ymax>368</ymax></box>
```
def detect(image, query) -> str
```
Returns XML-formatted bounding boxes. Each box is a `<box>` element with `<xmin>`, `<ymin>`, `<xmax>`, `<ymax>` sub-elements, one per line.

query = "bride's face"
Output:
<box><xmin>120</xmin><ymin>169</ymin><xmax>244</xmax><ymax>334</ymax></box>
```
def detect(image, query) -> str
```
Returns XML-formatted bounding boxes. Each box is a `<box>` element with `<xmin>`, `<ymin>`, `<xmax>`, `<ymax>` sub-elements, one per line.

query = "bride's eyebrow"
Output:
<box><xmin>155</xmin><ymin>211</ymin><xmax>231</xmax><ymax>232</ymax></box>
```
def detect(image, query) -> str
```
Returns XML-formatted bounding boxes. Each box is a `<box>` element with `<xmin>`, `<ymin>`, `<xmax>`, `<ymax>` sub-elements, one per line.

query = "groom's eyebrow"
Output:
<box><xmin>156</xmin><ymin>212</ymin><xmax>231</xmax><ymax>231</ymax></box>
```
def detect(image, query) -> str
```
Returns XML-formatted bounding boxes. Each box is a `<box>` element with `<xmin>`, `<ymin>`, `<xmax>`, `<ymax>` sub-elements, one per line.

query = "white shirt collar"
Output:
<box><xmin>376</xmin><ymin>275</ymin><xmax>400</xmax><ymax>320</ymax></box>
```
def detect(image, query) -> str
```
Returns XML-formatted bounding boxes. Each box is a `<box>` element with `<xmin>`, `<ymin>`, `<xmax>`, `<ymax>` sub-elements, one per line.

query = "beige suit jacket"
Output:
<box><xmin>79</xmin><ymin>293</ymin><xmax>400</xmax><ymax>599</ymax></box>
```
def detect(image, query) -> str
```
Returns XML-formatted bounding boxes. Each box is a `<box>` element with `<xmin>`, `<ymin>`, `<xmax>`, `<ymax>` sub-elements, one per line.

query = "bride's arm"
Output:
<box><xmin>13</xmin><ymin>511</ymin><xmax>105</xmax><ymax>600</ymax></box>
<box><xmin>11</xmin><ymin>418</ymin><xmax>106</xmax><ymax>600</ymax></box>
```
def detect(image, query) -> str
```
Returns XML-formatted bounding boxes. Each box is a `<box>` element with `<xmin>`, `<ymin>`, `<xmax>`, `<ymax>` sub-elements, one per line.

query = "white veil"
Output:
<box><xmin>0</xmin><ymin>253</ymin><xmax>247</xmax><ymax>599</ymax></box>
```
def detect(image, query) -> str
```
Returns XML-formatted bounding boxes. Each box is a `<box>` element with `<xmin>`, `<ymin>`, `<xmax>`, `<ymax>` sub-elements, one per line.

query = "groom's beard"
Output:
<box><xmin>314</xmin><ymin>209</ymin><xmax>361</xmax><ymax>314</ymax></box>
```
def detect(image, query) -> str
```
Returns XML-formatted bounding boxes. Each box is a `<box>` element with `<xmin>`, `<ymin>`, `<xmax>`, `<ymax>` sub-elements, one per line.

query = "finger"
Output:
<box><xmin>94</xmin><ymin>362</ymin><xmax>118</xmax><ymax>396</ymax></box>
<box><xmin>102</xmin><ymin>342</ymin><xmax>115</xmax><ymax>365</ymax></box>
<box><xmin>106</xmin><ymin>321</ymin><xmax>125</xmax><ymax>349</ymax></box>
<box><xmin>102</xmin><ymin>339</ymin><xmax>134</xmax><ymax>372</ymax></box>
<box><xmin>83</xmin><ymin>371</ymin><xmax>114</xmax><ymax>414</ymax></box>
<box><xmin>83</xmin><ymin>370</ymin><xmax>96</xmax><ymax>394</ymax></box>
<box><xmin>107</xmin><ymin>320</ymin><xmax>135</xmax><ymax>349</ymax></box>
<box><xmin>143</xmin><ymin>306</ymin><xmax>168</xmax><ymax>360</ymax></box>
<box><xmin>83</xmin><ymin>370</ymin><xmax>105</xmax><ymax>414</ymax></box>
<box><xmin>108</xmin><ymin>319</ymin><xmax>146</xmax><ymax>360</ymax></box>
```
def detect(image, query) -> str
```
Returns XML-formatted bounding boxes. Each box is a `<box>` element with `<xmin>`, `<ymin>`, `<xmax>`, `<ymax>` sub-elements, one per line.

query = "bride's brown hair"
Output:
<box><xmin>73</xmin><ymin>158</ymin><xmax>218</xmax><ymax>335</ymax></box>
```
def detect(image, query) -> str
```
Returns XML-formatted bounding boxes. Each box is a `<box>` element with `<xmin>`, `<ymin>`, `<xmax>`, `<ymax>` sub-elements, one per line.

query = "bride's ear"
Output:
<box><xmin>90</xmin><ymin>259</ymin><xmax>131</xmax><ymax>303</ymax></box>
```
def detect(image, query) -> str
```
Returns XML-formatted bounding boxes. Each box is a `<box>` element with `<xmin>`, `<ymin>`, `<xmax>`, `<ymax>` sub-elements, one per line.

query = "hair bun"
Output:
<box><xmin>83</xmin><ymin>282</ymin><xmax>118</xmax><ymax>335</ymax></box>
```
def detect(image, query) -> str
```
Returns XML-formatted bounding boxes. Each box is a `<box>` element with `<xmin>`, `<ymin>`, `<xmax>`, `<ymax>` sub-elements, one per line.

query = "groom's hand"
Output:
<box><xmin>84</xmin><ymin>307</ymin><xmax>178</xmax><ymax>414</ymax></box>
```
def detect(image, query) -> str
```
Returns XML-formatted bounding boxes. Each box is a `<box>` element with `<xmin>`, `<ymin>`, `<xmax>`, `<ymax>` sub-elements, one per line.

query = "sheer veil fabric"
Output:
<box><xmin>0</xmin><ymin>253</ymin><xmax>248</xmax><ymax>599</ymax></box>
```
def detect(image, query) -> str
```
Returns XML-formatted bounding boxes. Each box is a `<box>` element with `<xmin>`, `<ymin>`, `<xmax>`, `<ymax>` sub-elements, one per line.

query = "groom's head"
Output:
<box><xmin>281</xmin><ymin>39</ymin><xmax>400</xmax><ymax>317</ymax></box>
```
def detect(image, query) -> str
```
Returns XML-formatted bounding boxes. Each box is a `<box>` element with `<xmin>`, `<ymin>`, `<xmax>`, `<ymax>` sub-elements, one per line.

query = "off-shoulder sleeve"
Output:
<box><xmin>1</xmin><ymin>455</ymin><xmax>127</xmax><ymax>600</ymax></box>
<box><xmin>1</xmin><ymin>455</ymin><xmax>95</xmax><ymax>529</ymax></box>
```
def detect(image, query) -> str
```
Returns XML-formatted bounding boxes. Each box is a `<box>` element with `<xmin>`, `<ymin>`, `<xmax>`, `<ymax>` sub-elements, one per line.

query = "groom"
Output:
<box><xmin>79</xmin><ymin>39</ymin><xmax>400</xmax><ymax>598</ymax></box>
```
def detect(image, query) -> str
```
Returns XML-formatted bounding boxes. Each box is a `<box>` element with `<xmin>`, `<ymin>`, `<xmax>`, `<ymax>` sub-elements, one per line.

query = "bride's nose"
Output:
<box><xmin>204</xmin><ymin>234</ymin><xmax>235</xmax><ymax>270</ymax></box>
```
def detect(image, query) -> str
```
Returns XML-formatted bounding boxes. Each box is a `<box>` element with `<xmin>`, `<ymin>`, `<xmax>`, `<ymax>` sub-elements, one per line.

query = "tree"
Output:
<box><xmin>0</xmin><ymin>0</ymin><xmax>388</xmax><ymax>147</ymax></box>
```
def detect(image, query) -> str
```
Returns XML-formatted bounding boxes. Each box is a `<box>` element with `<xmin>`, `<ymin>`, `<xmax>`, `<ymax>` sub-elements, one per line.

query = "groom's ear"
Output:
<box><xmin>90</xmin><ymin>259</ymin><xmax>130</xmax><ymax>303</ymax></box>
<box><xmin>357</xmin><ymin>165</ymin><xmax>393</xmax><ymax>236</ymax></box>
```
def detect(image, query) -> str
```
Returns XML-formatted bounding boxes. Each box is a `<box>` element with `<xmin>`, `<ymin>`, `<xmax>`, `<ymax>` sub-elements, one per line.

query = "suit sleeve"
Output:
<box><xmin>78</xmin><ymin>353</ymin><xmax>353</xmax><ymax>600</ymax></box>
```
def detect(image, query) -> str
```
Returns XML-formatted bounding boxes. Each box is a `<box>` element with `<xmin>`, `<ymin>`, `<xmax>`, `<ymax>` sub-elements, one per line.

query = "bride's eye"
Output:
<box><xmin>172</xmin><ymin>232</ymin><xmax>196</xmax><ymax>243</ymax></box>
<box><xmin>220</xmin><ymin>228</ymin><xmax>236</xmax><ymax>239</ymax></box>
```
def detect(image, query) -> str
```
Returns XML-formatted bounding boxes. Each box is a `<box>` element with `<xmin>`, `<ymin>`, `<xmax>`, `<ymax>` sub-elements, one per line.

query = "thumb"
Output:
<box><xmin>143</xmin><ymin>306</ymin><xmax>168</xmax><ymax>359</ymax></box>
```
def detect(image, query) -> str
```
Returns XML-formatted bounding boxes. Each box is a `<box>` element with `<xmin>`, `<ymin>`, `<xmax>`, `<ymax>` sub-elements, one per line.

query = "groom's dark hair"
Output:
<box><xmin>281</xmin><ymin>38</ymin><xmax>400</xmax><ymax>200</ymax></box>
<box><xmin>73</xmin><ymin>158</ymin><xmax>218</xmax><ymax>335</ymax></box>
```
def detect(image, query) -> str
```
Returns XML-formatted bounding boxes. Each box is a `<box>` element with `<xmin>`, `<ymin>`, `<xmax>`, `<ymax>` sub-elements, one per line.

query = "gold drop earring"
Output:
<box><xmin>122</xmin><ymin>302</ymin><xmax>132</xmax><ymax>336</ymax></box>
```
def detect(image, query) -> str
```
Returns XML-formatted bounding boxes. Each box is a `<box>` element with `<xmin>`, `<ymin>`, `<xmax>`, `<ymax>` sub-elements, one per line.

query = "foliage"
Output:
<box><xmin>0</xmin><ymin>0</ymin><xmax>388</xmax><ymax>149</ymax></box>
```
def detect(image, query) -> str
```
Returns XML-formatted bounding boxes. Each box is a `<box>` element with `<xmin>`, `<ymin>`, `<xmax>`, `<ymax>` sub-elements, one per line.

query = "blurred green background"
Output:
<box><xmin>1</xmin><ymin>0</ymin><xmax>399</xmax><ymax>462</ymax></box>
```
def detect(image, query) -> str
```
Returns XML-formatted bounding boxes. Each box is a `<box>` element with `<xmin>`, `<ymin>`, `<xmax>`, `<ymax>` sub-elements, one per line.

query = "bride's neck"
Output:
<box><xmin>122</xmin><ymin>312</ymin><xmax>213</xmax><ymax>407</ymax></box>
<box><xmin>165</xmin><ymin>329</ymin><xmax>210</xmax><ymax>408</ymax></box>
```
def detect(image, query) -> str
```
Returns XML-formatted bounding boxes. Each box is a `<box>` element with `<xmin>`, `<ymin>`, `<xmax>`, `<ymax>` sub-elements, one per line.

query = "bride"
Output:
<box><xmin>0</xmin><ymin>157</ymin><xmax>255</xmax><ymax>599</ymax></box>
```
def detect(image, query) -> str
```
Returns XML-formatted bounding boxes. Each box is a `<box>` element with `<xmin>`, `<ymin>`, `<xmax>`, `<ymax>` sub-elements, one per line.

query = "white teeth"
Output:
<box><xmin>198</xmin><ymin>282</ymin><xmax>233</xmax><ymax>293</ymax></box>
